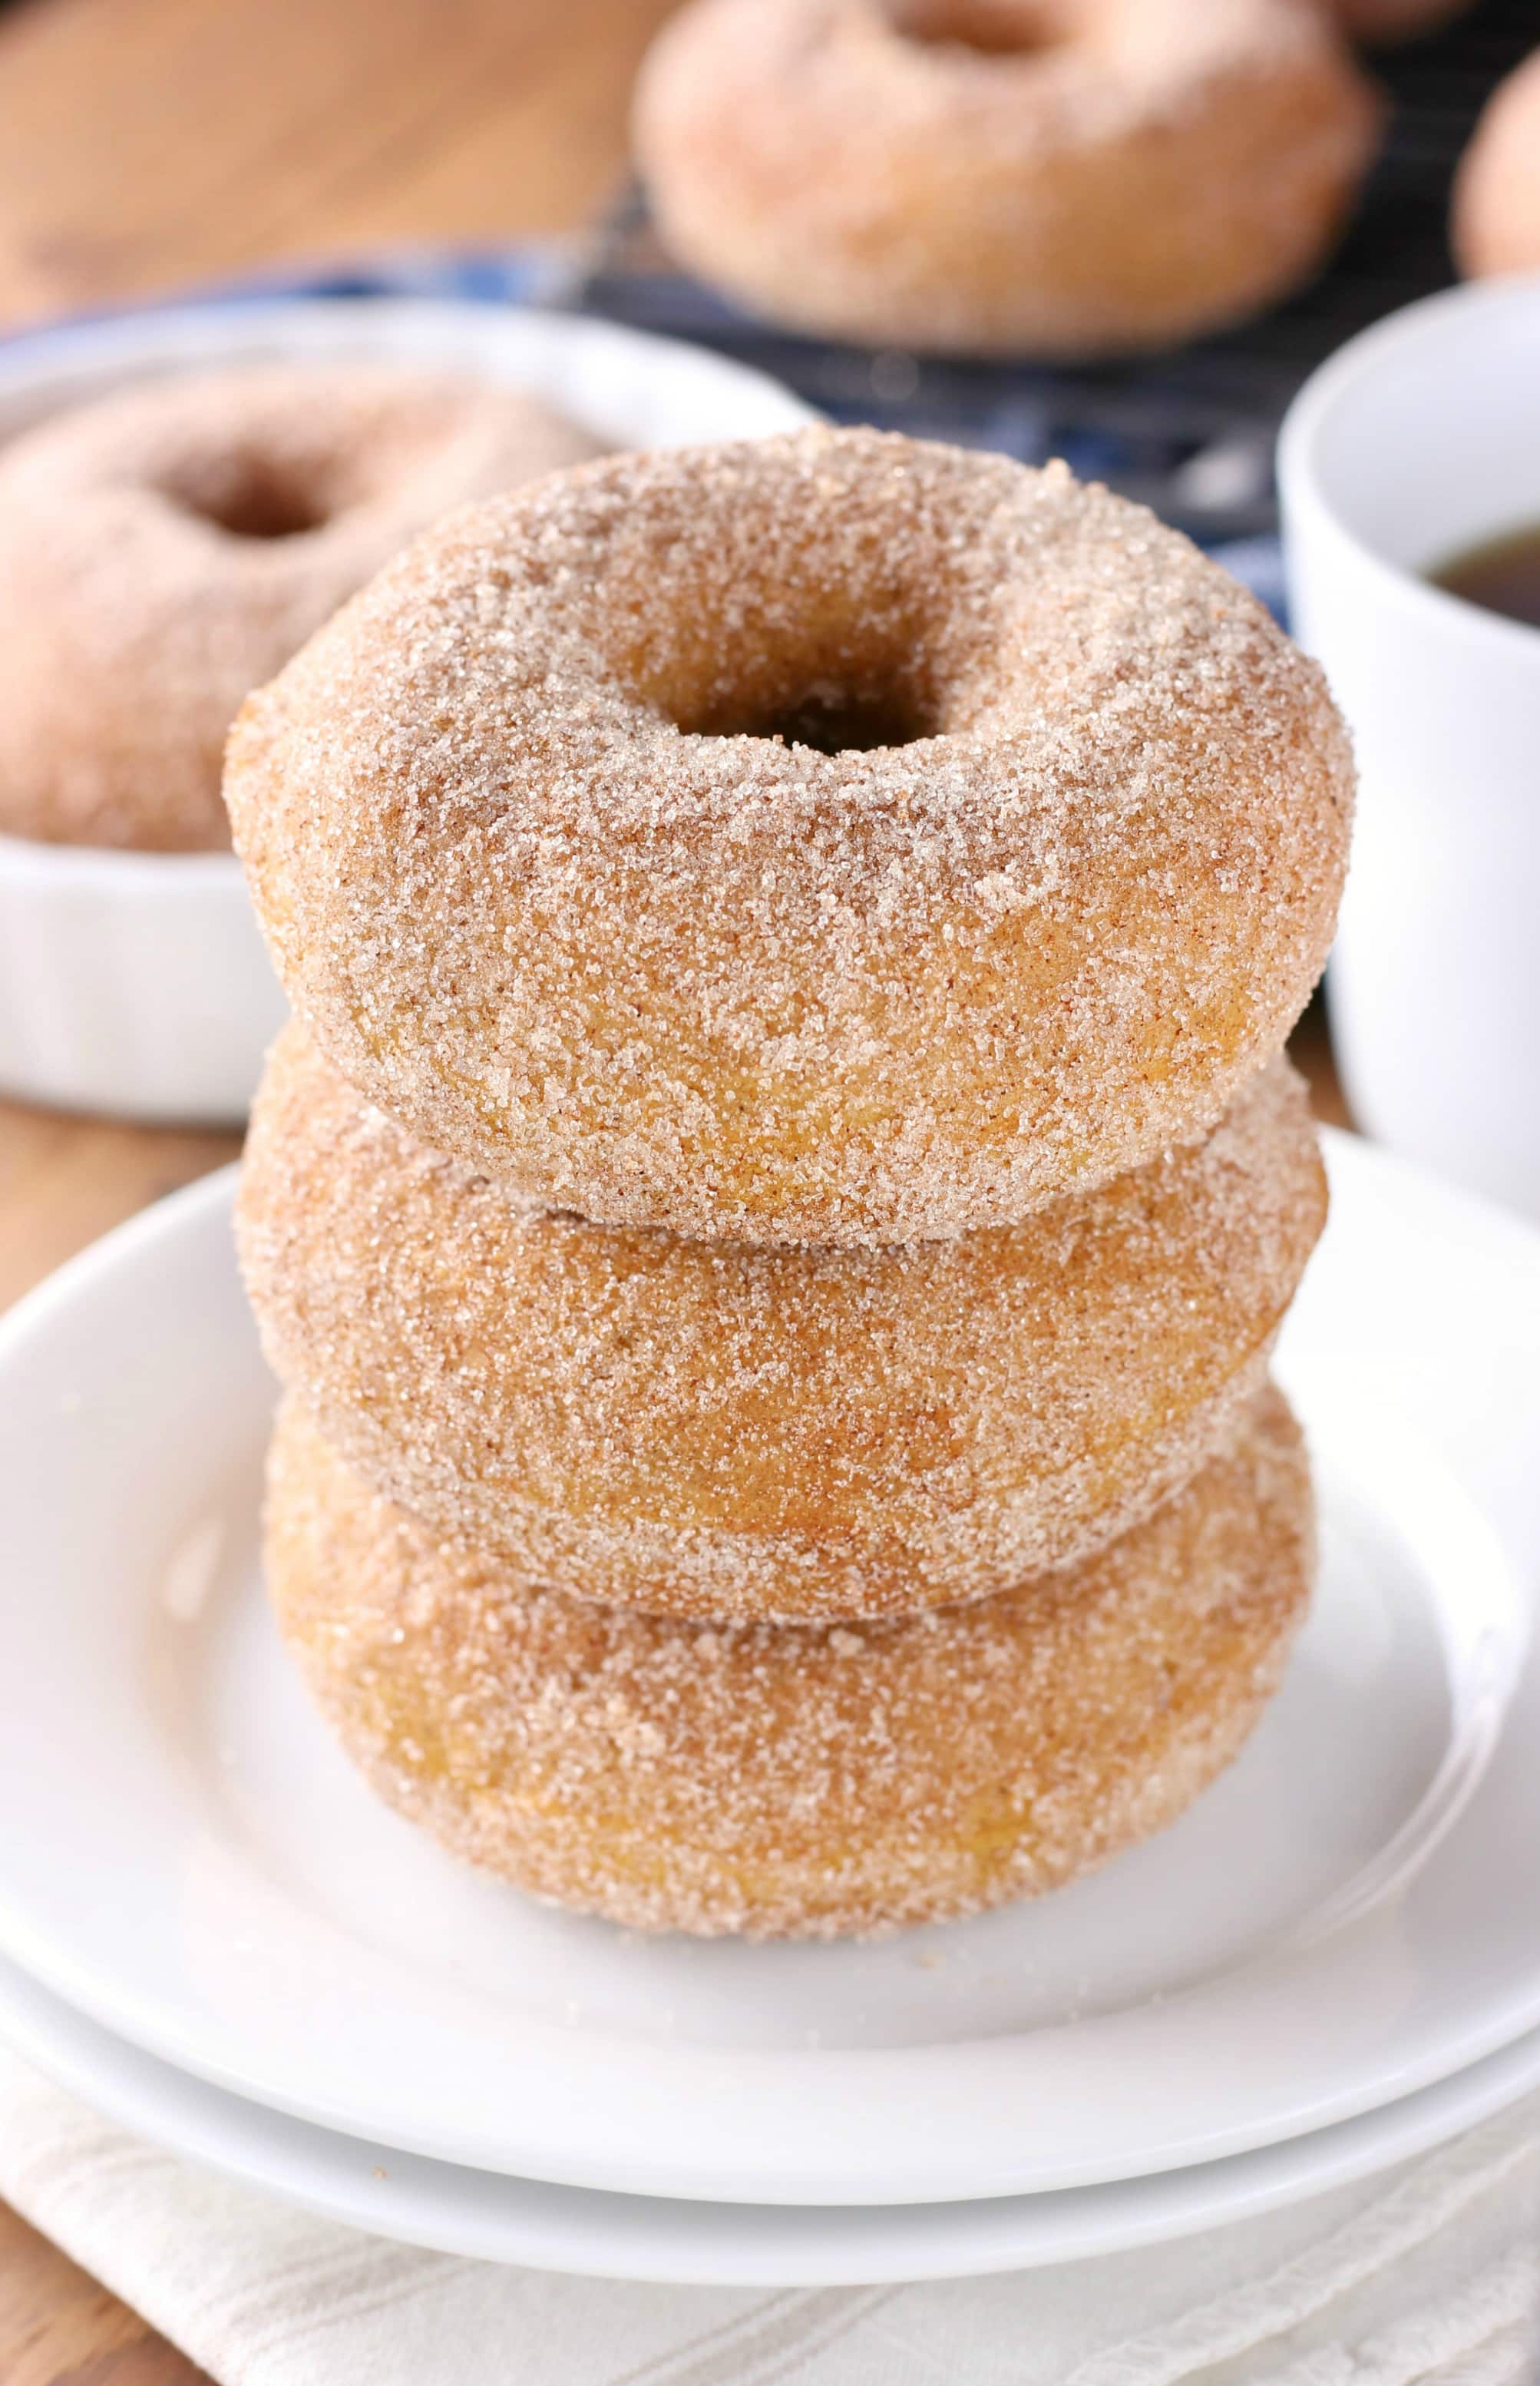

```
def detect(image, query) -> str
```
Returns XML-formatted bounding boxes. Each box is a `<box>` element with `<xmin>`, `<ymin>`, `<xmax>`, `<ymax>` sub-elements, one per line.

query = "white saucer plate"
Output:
<box><xmin>4</xmin><ymin>1950</ymin><xmax>1538</xmax><ymax>2285</ymax></box>
<box><xmin>0</xmin><ymin>296</ymin><xmax>815</xmax><ymax>1122</ymax></box>
<box><xmin>0</xmin><ymin>1133</ymin><xmax>1536</xmax><ymax>2207</ymax></box>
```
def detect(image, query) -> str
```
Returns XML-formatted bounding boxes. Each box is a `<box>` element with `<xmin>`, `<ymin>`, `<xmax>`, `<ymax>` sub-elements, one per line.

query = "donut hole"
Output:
<box><xmin>673</xmin><ymin>644</ymin><xmax>944</xmax><ymax>753</ymax></box>
<box><xmin>887</xmin><ymin>0</ymin><xmax>1068</xmax><ymax>56</ymax></box>
<box><xmin>640</xmin><ymin>576</ymin><xmax>954</xmax><ymax>753</ymax></box>
<box><xmin>201</xmin><ymin>482</ymin><xmax>328</xmax><ymax>541</ymax></box>
<box><xmin>162</xmin><ymin>460</ymin><xmax>331</xmax><ymax>541</ymax></box>
<box><xmin>694</xmin><ymin>677</ymin><xmax>939</xmax><ymax>754</ymax></box>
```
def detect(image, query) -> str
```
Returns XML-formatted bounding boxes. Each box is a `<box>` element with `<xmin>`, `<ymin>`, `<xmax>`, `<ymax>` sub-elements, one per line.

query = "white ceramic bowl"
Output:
<box><xmin>0</xmin><ymin>298</ymin><xmax>818</xmax><ymax>1124</ymax></box>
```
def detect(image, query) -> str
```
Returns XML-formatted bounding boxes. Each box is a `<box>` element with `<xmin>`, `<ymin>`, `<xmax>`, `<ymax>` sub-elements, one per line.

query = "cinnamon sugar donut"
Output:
<box><xmin>240</xmin><ymin>1020</ymin><xmax>1325</xmax><ymax>1622</ymax></box>
<box><xmin>632</xmin><ymin>0</ymin><xmax>1380</xmax><ymax>357</ymax></box>
<box><xmin>264</xmin><ymin>1385</ymin><xmax>1314</xmax><ymax>1938</ymax></box>
<box><xmin>0</xmin><ymin>366</ymin><xmax>601</xmax><ymax>851</ymax></box>
<box><xmin>1452</xmin><ymin>49</ymin><xmax>1540</xmax><ymax>282</ymax></box>
<box><xmin>228</xmin><ymin>429</ymin><xmax>1354</xmax><ymax>1246</ymax></box>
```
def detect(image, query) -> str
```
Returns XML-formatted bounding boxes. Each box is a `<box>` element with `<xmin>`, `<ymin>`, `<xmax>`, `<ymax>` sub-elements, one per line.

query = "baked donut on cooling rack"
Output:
<box><xmin>0</xmin><ymin>366</ymin><xmax>601</xmax><ymax>849</ymax></box>
<box><xmin>264</xmin><ymin>1385</ymin><xmax>1314</xmax><ymax>1939</ymax></box>
<box><xmin>227</xmin><ymin>428</ymin><xmax>1353</xmax><ymax>1246</ymax></box>
<box><xmin>240</xmin><ymin>1021</ymin><xmax>1325</xmax><ymax>1623</ymax></box>
<box><xmin>1453</xmin><ymin>48</ymin><xmax>1540</xmax><ymax>282</ymax></box>
<box><xmin>632</xmin><ymin>0</ymin><xmax>1380</xmax><ymax>356</ymax></box>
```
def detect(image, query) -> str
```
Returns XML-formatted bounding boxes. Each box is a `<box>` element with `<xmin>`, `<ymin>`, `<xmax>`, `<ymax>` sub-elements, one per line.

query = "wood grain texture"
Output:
<box><xmin>0</xmin><ymin>2</ymin><xmax>1349</xmax><ymax>2371</ymax></box>
<box><xmin>0</xmin><ymin>2201</ymin><xmax>208</xmax><ymax>2386</ymax></box>
<box><xmin>0</xmin><ymin>0</ymin><xmax>680</xmax><ymax>327</ymax></box>
<box><xmin>0</xmin><ymin>1102</ymin><xmax>240</xmax><ymax>1310</ymax></box>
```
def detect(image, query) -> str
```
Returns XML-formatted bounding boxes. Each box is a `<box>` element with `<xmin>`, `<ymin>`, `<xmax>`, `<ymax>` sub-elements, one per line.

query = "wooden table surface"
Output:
<box><xmin>0</xmin><ymin>4</ymin><xmax>1349</xmax><ymax>2374</ymax></box>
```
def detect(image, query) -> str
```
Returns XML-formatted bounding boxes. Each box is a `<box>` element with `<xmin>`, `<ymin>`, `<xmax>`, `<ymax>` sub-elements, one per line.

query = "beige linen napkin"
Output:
<box><xmin>1</xmin><ymin>2045</ymin><xmax>1535</xmax><ymax>2385</ymax></box>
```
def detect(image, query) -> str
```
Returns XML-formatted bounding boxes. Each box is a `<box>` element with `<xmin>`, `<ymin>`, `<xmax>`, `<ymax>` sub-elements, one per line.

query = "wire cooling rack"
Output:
<box><xmin>547</xmin><ymin>0</ymin><xmax>1536</xmax><ymax>542</ymax></box>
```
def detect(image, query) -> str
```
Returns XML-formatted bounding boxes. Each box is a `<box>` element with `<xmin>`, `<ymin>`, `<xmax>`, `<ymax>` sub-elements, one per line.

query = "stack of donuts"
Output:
<box><xmin>228</xmin><ymin>425</ymin><xmax>1353</xmax><ymax>1940</ymax></box>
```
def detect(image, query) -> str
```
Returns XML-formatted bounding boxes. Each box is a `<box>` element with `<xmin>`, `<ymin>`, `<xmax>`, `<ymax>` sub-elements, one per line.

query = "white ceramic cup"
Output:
<box><xmin>1279</xmin><ymin>275</ymin><xmax>1540</xmax><ymax>1219</ymax></box>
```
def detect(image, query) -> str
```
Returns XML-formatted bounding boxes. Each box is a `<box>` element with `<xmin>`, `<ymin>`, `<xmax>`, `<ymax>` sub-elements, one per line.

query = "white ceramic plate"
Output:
<box><xmin>0</xmin><ymin>1134</ymin><xmax>1535</xmax><ymax>2209</ymax></box>
<box><xmin>4</xmin><ymin>1951</ymin><xmax>1538</xmax><ymax>2285</ymax></box>
<box><xmin>0</xmin><ymin>297</ymin><xmax>816</xmax><ymax>1123</ymax></box>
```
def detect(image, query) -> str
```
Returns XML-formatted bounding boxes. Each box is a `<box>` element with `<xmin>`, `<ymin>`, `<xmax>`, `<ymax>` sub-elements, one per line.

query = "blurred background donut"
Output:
<box><xmin>1452</xmin><ymin>46</ymin><xmax>1540</xmax><ymax>277</ymax></box>
<box><xmin>633</xmin><ymin>0</ymin><xmax>1381</xmax><ymax>356</ymax></box>
<box><xmin>0</xmin><ymin>365</ymin><xmax>599</xmax><ymax>851</ymax></box>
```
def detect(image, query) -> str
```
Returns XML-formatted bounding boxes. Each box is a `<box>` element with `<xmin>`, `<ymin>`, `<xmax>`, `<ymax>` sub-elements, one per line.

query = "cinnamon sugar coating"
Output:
<box><xmin>0</xmin><ymin>366</ymin><xmax>601</xmax><ymax>851</ymax></box>
<box><xmin>633</xmin><ymin>0</ymin><xmax>1380</xmax><ymax>357</ymax></box>
<box><xmin>265</xmin><ymin>1385</ymin><xmax>1314</xmax><ymax>1938</ymax></box>
<box><xmin>240</xmin><ymin>1021</ymin><xmax>1324</xmax><ymax>1621</ymax></box>
<box><xmin>228</xmin><ymin>429</ymin><xmax>1353</xmax><ymax>1245</ymax></box>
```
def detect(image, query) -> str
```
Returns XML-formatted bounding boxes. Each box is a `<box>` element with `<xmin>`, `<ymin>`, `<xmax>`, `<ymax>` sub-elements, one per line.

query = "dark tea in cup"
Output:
<box><xmin>1431</xmin><ymin>523</ymin><xmax>1540</xmax><ymax>631</ymax></box>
